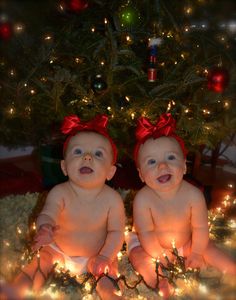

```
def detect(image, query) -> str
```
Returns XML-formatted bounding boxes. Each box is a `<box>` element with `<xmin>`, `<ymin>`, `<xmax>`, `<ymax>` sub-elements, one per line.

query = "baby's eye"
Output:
<box><xmin>95</xmin><ymin>150</ymin><xmax>103</xmax><ymax>158</ymax></box>
<box><xmin>147</xmin><ymin>158</ymin><xmax>156</xmax><ymax>165</ymax></box>
<box><xmin>74</xmin><ymin>148</ymin><xmax>83</xmax><ymax>155</ymax></box>
<box><xmin>167</xmin><ymin>154</ymin><xmax>176</xmax><ymax>160</ymax></box>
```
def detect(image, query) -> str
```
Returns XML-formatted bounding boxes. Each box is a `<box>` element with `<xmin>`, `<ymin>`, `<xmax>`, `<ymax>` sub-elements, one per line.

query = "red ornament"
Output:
<box><xmin>207</xmin><ymin>67</ymin><xmax>229</xmax><ymax>93</ymax></box>
<box><xmin>0</xmin><ymin>22</ymin><xmax>12</xmax><ymax>40</ymax></box>
<box><xmin>64</xmin><ymin>0</ymin><xmax>89</xmax><ymax>13</ymax></box>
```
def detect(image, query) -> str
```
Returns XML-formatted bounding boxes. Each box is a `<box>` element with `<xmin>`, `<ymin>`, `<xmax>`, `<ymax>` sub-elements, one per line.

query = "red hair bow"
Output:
<box><xmin>61</xmin><ymin>114</ymin><xmax>117</xmax><ymax>163</ymax></box>
<box><xmin>135</xmin><ymin>113</ymin><xmax>176</xmax><ymax>141</ymax></box>
<box><xmin>134</xmin><ymin>113</ymin><xmax>187</xmax><ymax>163</ymax></box>
<box><xmin>61</xmin><ymin>114</ymin><xmax>109</xmax><ymax>136</ymax></box>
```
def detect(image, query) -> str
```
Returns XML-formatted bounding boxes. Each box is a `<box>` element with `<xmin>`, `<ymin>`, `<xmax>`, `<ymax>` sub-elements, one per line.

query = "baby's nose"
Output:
<box><xmin>83</xmin><ymin>152</ymin><xmax>92</xmax><ymax>161</ymax></box>
<box><xmin>158</xmin><ymin>161</ymin><xmax>167</xmax><ymax>169</ymax></box>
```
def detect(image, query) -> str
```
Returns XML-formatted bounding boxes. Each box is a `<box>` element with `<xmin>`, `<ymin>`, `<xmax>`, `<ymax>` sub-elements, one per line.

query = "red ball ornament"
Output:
<box><xmin>0</xmin><ymin>22</ymin><xmax>12</xmax><ymax>40</ymax></box>
<box><xmin>65</xmin><ymin>0</ymin><xmax>88</xmax><ymax>13</ymax></box>
<box><xmin>207</xmin><ymin>67</ymin><xmax>229</xmax><ymax>93</ymax></box>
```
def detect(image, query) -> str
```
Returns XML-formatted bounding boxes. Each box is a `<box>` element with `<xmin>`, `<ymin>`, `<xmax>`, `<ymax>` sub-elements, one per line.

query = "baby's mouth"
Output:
<box><xmin>79</xmin><ymin>166</ymin><xmax>93</xmax><ymax>174</ymax></box>
<box><xmin>157</xmin><ymin>174</ymin><xmax>171</xmax><ymax>183</ymax></box>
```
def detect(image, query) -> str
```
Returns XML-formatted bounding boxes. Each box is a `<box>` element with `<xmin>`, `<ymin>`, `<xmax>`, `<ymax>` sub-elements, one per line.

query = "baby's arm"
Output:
<box><xmin>186</xmin><ymin>188</ymin><xmax>209</xmax><ymax>268</ymax></box>
<box><xmin>89</xmin><ymin>192</ymin><xmax>125</xmax><ymax>275</ymax></box>
<box><xmin>133</xmin><ymin>192</ymin><xmax>164</xmax><ymax>259</ymax></box>
<box><xmin>32</xmin><ymin>186</ymin><xmax>63</xmax><ymax>251</ymax></box>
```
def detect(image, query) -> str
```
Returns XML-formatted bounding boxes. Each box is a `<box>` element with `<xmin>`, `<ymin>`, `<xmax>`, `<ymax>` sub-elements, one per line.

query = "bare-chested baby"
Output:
<box><xmin>126</xmin><ymin>113</ymin><xmax>236</xmax><ymax>298</ymax></box>
<box><xmin>1</xmin><ymin>114</ymin><xmax>125</xmax><ymax>300</ymax></box>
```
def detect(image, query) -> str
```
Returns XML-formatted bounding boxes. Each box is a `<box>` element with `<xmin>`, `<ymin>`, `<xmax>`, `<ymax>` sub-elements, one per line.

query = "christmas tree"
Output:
<box><xmin>1</xmin><ymin>0</ymin><xmax>236</xmax><ymax>159</ymax></box>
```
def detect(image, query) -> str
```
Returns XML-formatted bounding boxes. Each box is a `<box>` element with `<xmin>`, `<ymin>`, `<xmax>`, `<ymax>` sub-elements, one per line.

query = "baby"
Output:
<box><xmin>126</xmin><ymin>113</ymin><xmax>236</xmax><ymax>298</ymax></box>
<box><xmin>1</xmin><ymin>114</ymin><xmax>125</xmax><ymax>300</ymax></box>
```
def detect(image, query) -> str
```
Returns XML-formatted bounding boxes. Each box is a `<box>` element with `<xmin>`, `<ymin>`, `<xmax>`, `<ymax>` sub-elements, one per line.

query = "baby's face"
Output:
<box><xmin>137</xmin><ymin>136</ymin><xmax>186</xmax><ymax>192</ymax></box>
<box><xmin>61</xmin><ymin>131</ymin><xmax>116</xmax><ymax>189</ymax></box>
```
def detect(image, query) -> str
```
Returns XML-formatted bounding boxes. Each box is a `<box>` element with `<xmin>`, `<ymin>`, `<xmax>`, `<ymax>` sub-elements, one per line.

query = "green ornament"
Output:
<box><xmin>91</xmin><ymin>74</ymin><xmax>107</xmax><ymax>94</ymax></box>
<box><xmin>119</xmin><ymin>4</ymin><xmax>140</xmax><ymax>27</ymax></box>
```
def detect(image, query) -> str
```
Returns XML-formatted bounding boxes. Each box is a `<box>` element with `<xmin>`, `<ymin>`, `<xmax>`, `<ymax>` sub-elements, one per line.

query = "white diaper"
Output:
<box><xmin>125</xmin><ymin>231</ymin><xmax>141</xmax><ymax>254</ymax></box>
<box><xmin>125</xmin><ymin>231</ymin><xmax>184</xmax><ymax>257</ymax></box>
<box><xmin>49</xmin><ymin>243</ymin><xmax>89</xmax><ymax>275</ymax></box>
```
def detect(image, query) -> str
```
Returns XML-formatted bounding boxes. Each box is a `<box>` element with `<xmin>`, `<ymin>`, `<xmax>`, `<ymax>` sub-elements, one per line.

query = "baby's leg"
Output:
<box><xmin>128</xmin><ymin>246</ymin><xmax>157</xmax><ymax>288</ymax></box>
<box><xmin>203</xmin><ymin>241</ymin><xmax>236</xmax><ymax>274</ymax></box>
<box><xmin>4</xmin><ymin>246</ymin><xmax>63</xmax><ymax>299</ymax></box>
<box><xmin>96</xmin><ymin>259</ymin><xmax>123</xmax><ymax>300</ymax></box>
<box><xmin>129</xmin><ymin>246</ymin><xmax>174</xmax><ymax>299</ymax></box>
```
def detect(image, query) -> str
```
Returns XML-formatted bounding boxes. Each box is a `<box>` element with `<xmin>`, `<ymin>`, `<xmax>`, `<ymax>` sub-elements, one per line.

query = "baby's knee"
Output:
<box><xmin>129</xmin><ymin>246</ymin><xmax>153</xmax><ymax>267</ymax></box>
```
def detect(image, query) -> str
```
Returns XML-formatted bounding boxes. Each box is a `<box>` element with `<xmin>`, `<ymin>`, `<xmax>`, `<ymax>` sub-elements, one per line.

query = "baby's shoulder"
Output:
<box><xmin>134</xmin><ymin>186</ymin><xmax>152</xmax><ymax>205</ymax></box>
<box><xmin>182</xmin><ymin>180</ymin><xmax>205</xmax><ymax>202</ymax></box>
<box><xmin>46</xmin><ymin>182</ymin><xmax>69</xmax><ymax>199</ymax></box>
<box><xmin>104</xmin><ymin>184</ymin><xmax>123</xmax><ymax>204</ymax></box>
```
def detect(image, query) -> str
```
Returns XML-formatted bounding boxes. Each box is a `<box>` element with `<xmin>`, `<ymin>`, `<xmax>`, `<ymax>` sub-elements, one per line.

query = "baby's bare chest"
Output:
<box><xmin>60</xmin><ymin>198</ymin><xmax>109</xmax><ymax>230</ymax></box>
<box><xmin>151</xmin><ymin>199</ymin><xmax>191</xmax><ymax>226</ymax></box>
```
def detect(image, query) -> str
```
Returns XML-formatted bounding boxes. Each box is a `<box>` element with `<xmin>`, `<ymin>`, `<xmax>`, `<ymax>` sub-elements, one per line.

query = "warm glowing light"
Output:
<box><xmin>117</xmin><ymin>251</ymin><xmax>122</xmax><ymax>260</ymax></box>
<box><xmin>17</xmin><ymin>226</ymin><xmax>22</xmax><ymax>234</ymax></box>
<box><xmin>84</xmin><ymin>282</ymin><xmax>91</xmax><ymax>292</ymax></box>
<box><xmin>15</xmin><ymin>24</ymin><xmax>24</xmax><ymax>32</ymax></box>
<box><xmin>91</xmin><ymin>27</ymin><xmax>95</xmax><ymax>32</ymax></box>
<box><xmin>44</xmin><ymin>35</ymin><xmax>52</xmax><ymax>40</ymax></box>
<box><xmin>9</xmin><ymin>107</ymin><xmax>15</xmax><ymax>115</ymax></box>
<box><xmin>107</xmin><ymin>106</ymin><xmax>112</xmax><ymax>111</ymax></box>
<box><xmin>172</xmin><ymin>239</ymin><xmax>176</xmax><ymax>249</ymax></box>
<box><xmin>3</xmin><ymin>241</ymin><xmax>10</xmax><ymax>247</ymax></box>
<box><xmin>114</xmin><ymin>290</ymin><xmax>122</xmax><ymax>296</ymax></box>
<box><xmin>185</xmin><ymin>7</ymin><xmax>193</xmax><ymax>15</ymax></box>
<box><xmin>9</xmin><ymin>69</ymin><xmax>15</xmax><ymax>76</ymax></box>
<box><xmin>203</xmin><ymin>109</ymin><xmax>210</xmax><ymax>115</ymax></box>
<box><xmin>104</xmin><ymin>18</ymin><xmax>108</xmax><ymax>24</ymax></box>
<box><xmin>198</xmin><ymin>284</ymin><xmax>208</xmax><ymax>294</ymax></box>
<box><xmin>126</xmin><ymin>35</ymin><xmax>131</xmax><ymax>42</ymax></box>
<box><xmin>229</xmin><ymin>220</ymin><xmax>236</xmax><ymax>229</ymax></box>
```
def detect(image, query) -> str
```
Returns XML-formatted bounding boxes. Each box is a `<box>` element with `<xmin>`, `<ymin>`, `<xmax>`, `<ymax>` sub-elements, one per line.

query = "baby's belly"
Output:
<box><xmin>156</xmin><ymin>229</ymin><xmax>191</xmax><ymax>250</ymax></box>
<box><xmin>54</xmin><ymin>230</ymin><xmax>106</xmax><ymax>257</ymax></box>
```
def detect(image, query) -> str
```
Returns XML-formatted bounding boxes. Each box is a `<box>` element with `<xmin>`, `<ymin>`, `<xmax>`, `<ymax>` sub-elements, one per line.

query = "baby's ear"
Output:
<box><xmin>137</xmin><ymin>168</ymin><xmax>145</xmax><ymax>182</ymax></box>
<box><xmin>60</xmin><ymin>160</ymin><xmax>68</xmax><ymax>176</ymax></box>
<box><xmin>106</xmin><ymin>165</ymin><xmax>117</xmax><ymax>181</ymax></box>
<box><xmin>184</xmin><ymin>160</ymin><xmax>187</xmax><ymax>175</ymax></box>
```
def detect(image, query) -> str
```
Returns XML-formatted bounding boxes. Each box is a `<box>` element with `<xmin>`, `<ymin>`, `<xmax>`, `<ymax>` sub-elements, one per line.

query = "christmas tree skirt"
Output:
<box><xmin>0</xmin><ymin>193</ymin><xmax>235</xmax><ymax>299</ymax></box>
<box><xmin>0</xmin><ymin>163</ymin><xmax>43</xmax><ymax>197</ymax></box>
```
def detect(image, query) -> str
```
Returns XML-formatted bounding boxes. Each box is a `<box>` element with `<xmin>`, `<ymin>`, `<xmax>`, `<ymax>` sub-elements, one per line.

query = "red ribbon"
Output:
<box><xmin>135</xmin><ymin>113</ymin><xmax>176</xmax><ymax>141</ymax></box>
<box><xmin>61</xmin><ymin>114</ymin><xmax>109</xmax><ymax>136</ymax></box>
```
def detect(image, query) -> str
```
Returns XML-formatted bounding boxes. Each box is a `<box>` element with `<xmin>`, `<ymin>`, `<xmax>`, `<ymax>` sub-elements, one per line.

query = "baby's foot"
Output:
<box><xmin>158</xmin><ymin>279</ymin><xmax>173</xmax><ymax>299</ymax></box>
<box><xmin>0</xmin><ymin>281</ymin><xmax>23</xmax><ymax>300</ymax></box>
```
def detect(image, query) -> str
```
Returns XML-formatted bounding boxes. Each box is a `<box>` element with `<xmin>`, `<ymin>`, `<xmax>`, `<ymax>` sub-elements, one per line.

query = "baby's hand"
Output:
<box><xmin>87</xmin><ymin>254</ymin><xmax>112</xmax><ymax>276</ymax></box>
<box><xmin>31</xmin><ymin>224</ymin><xmax>59</xmax><ymax>252</ymax></box>
<box><xmin>186</xmin><ymin>252</ymin><xmax>205</xmax><ymax>269</ymax></box>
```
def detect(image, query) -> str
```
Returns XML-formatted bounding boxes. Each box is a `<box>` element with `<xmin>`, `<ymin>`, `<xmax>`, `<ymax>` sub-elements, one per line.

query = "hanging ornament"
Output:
<box><xmin>61</xmin><ymin>0</ymin><xmax>89</xmax><ymax>13</ymax></box>
<box><xmin>91</xmin><ymin>74</ymin><xmax>107</xmax><ymax>94</ymax></box>
<box><xmin>207</xmin><ymin>67</ymin><xmax>230</xmax><ymax>93</ymax></box>
<box><xmin>147</xmin><ymin>37</ymin><xmax>162</xmax><ymax>82</ymax></box>
<box><xmin>119</xmin><ymin>2</ymin><xmax>141</xmax><ymax>28</ymax></box>
<box><xmin>0</xmin><ymin>21</ymin><xmax>12</xmax><ymax>40</ymax></box>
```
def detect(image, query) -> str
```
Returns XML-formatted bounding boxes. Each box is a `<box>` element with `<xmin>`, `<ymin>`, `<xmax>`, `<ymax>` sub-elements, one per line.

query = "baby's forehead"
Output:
<box><xmin>139</xmin><ymin>136</ymin><xmax>182</xmax><ymax>156</ymax></box>
<box><xmin>69</xmin><ymin>131</ymin><xmax>110</xmax><ymax>147</ymax></box>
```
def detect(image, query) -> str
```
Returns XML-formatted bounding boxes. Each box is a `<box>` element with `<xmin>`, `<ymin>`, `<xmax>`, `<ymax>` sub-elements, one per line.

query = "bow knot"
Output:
<box><xmin>61</xmin><ymin>114</ymin><xmax>109</xmax><ymax>136</ymax></box>
<box><xmin>136</xmin><ymin>113</ymin><xmax>176</xmax><ymax>142</ymax></box>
